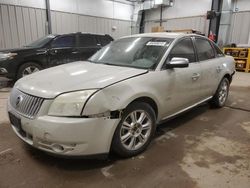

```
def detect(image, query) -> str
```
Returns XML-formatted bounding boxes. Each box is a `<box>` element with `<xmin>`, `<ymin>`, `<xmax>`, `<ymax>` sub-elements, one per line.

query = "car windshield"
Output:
<box><xmin>24</xmin><ymin>35</ymin><xmax>56</xmax><ymax>47</ymax></box>
<box><xmin>89</xmin><ymin>37</ymin><xmax>173</xmax><ymax>69</ymax></box>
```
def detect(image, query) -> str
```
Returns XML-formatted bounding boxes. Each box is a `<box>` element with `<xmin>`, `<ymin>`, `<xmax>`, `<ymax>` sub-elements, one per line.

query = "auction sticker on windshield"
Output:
<box><xmin>146</xmin><ymin>41</ymin><xmax>167</xmax><ymax>46</ymax></box>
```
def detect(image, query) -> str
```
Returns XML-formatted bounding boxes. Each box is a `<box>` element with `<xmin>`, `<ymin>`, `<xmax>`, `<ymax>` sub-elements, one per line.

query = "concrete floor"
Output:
<box><xmin>0</xmin><ymin>72</ymin><xmax>250</xmax><ymax>188</ymax></box>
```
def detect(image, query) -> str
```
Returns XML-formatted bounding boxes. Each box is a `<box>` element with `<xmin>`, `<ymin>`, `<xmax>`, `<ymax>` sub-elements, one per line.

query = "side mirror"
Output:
<box><xmin>166</xmin><ymin>57</ymin><xmax>189</xmax><ymax>68</ymax></box>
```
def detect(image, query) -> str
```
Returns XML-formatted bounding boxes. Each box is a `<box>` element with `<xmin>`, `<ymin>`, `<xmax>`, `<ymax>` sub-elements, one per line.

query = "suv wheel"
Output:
<box><xmin>17</xmin><ymin>62</ymin><xmax>42</xmax><ymax>79</ymax></box>
<box><xmin>112</xmin><ymin>102</ymin><xmax>156</xmax><ymax>157</ymax></box>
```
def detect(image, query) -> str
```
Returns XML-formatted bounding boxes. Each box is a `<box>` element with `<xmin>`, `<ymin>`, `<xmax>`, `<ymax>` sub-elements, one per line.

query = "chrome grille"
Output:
<box><xmin>10</xmin><ymin>88</ymin><xmax>44</xmax><ymax>119</ymax></box>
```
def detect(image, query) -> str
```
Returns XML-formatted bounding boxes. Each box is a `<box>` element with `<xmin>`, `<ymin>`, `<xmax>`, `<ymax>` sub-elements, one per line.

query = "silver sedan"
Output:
<box><xmin>8</xmin><ymin>33</ymin><xmax>235</xmax><ymax>157</ymax></box>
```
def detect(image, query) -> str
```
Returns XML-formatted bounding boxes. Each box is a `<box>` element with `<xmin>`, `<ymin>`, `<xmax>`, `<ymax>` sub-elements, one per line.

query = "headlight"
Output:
<box><xmin>48</xmin><ymin>90</ymin><xmax>97</xmax><ymax>116</ymax></box>
<box><xmin>0</xmin><ymin>52</ymin><xmax>18</xmax><ymax>61</ymax></box>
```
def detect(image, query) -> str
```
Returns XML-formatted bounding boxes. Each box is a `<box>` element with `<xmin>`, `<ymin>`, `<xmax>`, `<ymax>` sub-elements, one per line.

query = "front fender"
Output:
<box><xmin>83</xmin><ymin>78</ymin><xmax>161</xmax><ymax>118</ymax></box>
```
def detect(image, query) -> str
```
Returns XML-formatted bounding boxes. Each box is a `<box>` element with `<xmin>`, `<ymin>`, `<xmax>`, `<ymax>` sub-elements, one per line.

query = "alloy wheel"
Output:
<box><xmin>120</xmin><ymin>110</ymin><xmax>152</xmax><ymax>151</ymax></box>
<box><xmin>22</xmin><ymin>66</ymin><xmax>40</xmax><ymax>77</ymax></box>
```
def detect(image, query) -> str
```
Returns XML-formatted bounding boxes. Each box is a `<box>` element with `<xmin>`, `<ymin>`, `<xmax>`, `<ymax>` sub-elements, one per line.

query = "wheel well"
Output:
<box><xmin>16</xmin><ymin>60</ymin><xmax>43</xmax><ymax>77</ymax></box>
<box><xmin>129</xmin><ymin>97</ymin><xmax>158</xmax><ymax>119</ymax></box>
<box><xmin>223</xmin><ymin>74</ymin><xmax>232</xmax><ymax>84</ymax></box>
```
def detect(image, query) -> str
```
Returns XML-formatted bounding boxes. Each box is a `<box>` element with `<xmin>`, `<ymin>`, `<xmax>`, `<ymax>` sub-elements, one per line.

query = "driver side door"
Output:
<box><xmin>159</xmin><ymin>37</ymin><xmax>203</xmax><ymax>117</ymax></box>
<box><xmin>48</xmin><ymin>35</ymin><xmax>78</xmax><ymax>67</ymax></box>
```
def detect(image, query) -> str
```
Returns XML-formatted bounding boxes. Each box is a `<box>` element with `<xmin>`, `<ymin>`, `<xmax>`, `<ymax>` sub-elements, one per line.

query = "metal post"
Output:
<box><xmin>208</xmin><ymin>0</ymin><xmax>223</xmax><ymax>42</ymax></box>
<box><xmin>45</xmin><ymin>0</ymin><xmax>52</xmax><ymax>34</ymax></box>
<box><xmin>160</xmin><ymin>5</ymin><xmax>163</xmax><ymax>26</ymax></box>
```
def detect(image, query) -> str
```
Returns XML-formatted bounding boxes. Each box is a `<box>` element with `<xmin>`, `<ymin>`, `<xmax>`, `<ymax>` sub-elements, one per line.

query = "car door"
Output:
<box><xmin>159</xmin><ymin>37</ymin><xmax>203</xmax><ymax>117</ymax></box>
<box><xmin>194</xmin><ymin>37</ymin><xmax>221</xmax><ymax>98</ymax></box>
<box><xmin>48</xmin><ymin>35</ymin><xmax>78</xmax><ymax>67</ymax></box>
<box><xmin>76</xmin><ymin>34</ymin><xmax>101</xmax><ymax>61</ymax></box>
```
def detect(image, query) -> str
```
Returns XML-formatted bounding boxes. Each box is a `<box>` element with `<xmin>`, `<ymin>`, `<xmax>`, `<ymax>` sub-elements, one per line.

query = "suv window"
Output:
<box><xmin>79</xmin><ymin>34</ymin><xmax>97</xmax><ymax>47</ymax></box>
<box><xmin>195</xmin><ymin>38</ymin><xmax>215</xmax><ymax>61</ymax></box>
<box><xmin>97</xmin><ymin>35</ymin><xmax>112</xmax><ymax>46</ymax></box>
<box><xmin>168</xmin><ymin>38</ymin><xmax>196</xmax><ymax>63</ymax></box>
<box><xmin>51</xmin><ymin>35</ymin><xmax>75</xmax><ymax>48</ymax></box>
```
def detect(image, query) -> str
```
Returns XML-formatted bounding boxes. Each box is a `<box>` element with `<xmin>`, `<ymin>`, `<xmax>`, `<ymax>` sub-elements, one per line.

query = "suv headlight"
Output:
<box><xmin>0</xmin><ymin>52</ymin><xmax>18</xmax><ymax>61</ymax></box>
<box><xmin>48</xmin><ymin>90</ymin><xmax>97</xmax><ymax>116</ymax></box>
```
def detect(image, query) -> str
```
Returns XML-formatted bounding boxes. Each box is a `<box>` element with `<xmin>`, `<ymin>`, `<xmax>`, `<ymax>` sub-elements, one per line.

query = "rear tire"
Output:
<box><xmin>17</xmin><ymin>62</ymin><xmax>42</xmax><ymax>80</ymax></box>
<box><xmin>210</xmin><ymin>78</ymin><xmax>229</xmax><ymax>108</ymax></box>
<box><xmin>111</xmin><ymin>102</ymin><xmax>156</xmax><ymax>157</ymax></box>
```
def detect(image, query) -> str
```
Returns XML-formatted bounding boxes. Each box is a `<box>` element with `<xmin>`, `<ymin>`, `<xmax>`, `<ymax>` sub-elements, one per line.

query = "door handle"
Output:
<box><xmin>50</xmin><ymin>49</ymin><xmax>57</xmax><ymax>55</ymax></box>
<box><xmin>192</xmin><ymin>73</ymin><xmax>200</xmax><ymax>81</ymax></box>
<box><xmin>216</xmin><ymin>66</ymin><xmax>223</xmax><ymax>73</ymax></box>
<box><xmin>72</xmin><ymin>51</ymin><xmax>79</xmax><ymax>54</ymax></box>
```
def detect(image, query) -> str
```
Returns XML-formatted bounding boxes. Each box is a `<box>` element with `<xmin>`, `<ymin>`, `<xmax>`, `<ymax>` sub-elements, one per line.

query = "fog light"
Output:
<box><xmin>51</xmin><ymin>144</ymin><xmax>64</xmax><ymax>153</ymax></box>
<box><xmin>0</xmin><ymin>68</ymin><xmax>8</xmax><ymax>74</ymax></box>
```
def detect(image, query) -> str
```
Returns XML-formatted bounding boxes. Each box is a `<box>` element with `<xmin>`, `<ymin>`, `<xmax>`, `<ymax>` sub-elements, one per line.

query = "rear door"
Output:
<box><xmin>48</xmin><ymin>35</ymin><xmax>78</xmax><ymax>66</ymax></box>
<box><xmin>76</xmin><ymin>34</ymin><xmax>101</xmax><ymax>60</ymax></box>
<box><xmin>194</xmin><ymin>37</ymin><xmax>221</xmax><ymax>97</ymax></box>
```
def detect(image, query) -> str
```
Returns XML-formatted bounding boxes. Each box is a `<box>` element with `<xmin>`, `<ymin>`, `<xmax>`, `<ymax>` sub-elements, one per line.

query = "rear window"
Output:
<box><xmin>97</xmin><ymin>35</ymin><xmax>113</xmax><ymax>46</ymax></box>
<box><xmin>195</xmin><ymin>38</ymin><xmax>215</xmax><ymax>61</ymax></box>
<box><xmin>212</xmin><ymin>42</ymin><xmax>224</xmax><ymax>57</ymax></box>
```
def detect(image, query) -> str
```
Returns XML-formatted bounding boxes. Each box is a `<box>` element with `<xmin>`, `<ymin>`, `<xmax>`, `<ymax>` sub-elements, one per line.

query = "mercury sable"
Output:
<box><xmin>8</xmin><ymin>33</ymin><xmax>235</xmax><ymax>157</ymax></box>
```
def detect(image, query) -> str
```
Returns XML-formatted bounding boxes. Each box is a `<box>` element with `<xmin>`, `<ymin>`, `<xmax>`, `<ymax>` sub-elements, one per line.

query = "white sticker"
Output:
<box><xmin>146</xmin><ymin>41</ymin><xmax>167</xmax><ymax>46</ymax></box>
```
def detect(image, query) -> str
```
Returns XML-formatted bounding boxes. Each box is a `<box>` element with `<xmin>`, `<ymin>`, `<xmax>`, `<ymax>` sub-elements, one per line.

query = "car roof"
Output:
<box><xmin>121</xmin><ymin>32</ymin><xmax>204</xmax><ymax>39</ymax></box>
<box><xmin>54</xmin><ymin>33</ymin><xmax>111</xmax><ymax>37</ymax></box>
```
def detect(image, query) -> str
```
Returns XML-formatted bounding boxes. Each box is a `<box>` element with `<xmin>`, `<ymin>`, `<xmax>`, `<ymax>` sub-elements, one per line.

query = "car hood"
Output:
<box><xmin>15</xmin><ymin>61</ymin><xmax>148</xmax><ymax>98</ymax></box>
<box><xmin>0</xmin><ymin>47</ymin><xmax>35</xmax><ymax>53</ymax></box>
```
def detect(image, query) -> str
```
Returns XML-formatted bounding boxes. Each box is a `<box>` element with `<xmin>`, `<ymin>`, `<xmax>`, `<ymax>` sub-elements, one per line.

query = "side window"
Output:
<box><xmin>99</xmin><ymin>36</ymin><xmax>112</xmax><ymax>46</ymax></box>
<box><xmin>195</xmin><ymin>38</ymin><xmax>215</xmax><ymax>61</ymax></box>
<box><xmin>51</xmin><ymin>35</ymin><xmax>75</xmax><ymax>48</ymax></box>
<box><xmin>168</xmin><ymin>38</ymin><xmax>196</xmax><ymax>63</ymax></box>
<box><xmin>79</xmin><ymin>35</ymin><xmax>97</xmax><ymax>47</ymax></box>
<box><xmin>212</xmin><ymin>42</ymin><xmax>224</xmax><ymax>57</ymax></box>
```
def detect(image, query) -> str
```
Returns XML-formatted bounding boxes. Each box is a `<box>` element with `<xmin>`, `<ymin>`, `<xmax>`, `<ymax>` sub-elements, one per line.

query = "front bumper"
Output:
<box><xmin>8</xmin><ymin>102</ymin><xmax>120</xmax><ymax>156</ymax></box>
<box><xmin>0</xmin><ymin>59</ymin><xmax>16</xmax><ymax>79</ymax></box>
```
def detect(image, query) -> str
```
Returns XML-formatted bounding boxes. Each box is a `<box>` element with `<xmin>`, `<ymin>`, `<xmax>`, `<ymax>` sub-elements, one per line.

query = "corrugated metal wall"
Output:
<box><xmin>0</xmin><ymin>4</ymin><xmax>47</xmax><ymax>49</ymax></box>
<box><xmin>0</xmin><ymin>4</ymin><xmax>132</xmax><ymax>50</ymax></box>
<box><xmin>229</xmin><ymin>11</ymin><xmax>250</xmax><ymax>44</ymax></box>
<box><xmin>145</xmin><ymin>12</ymin><xmax>250</xmax><ymax>45</ymax></box>
<box><xmin>144</xmin><ymin>15</ymin><xmax>209</xmax><ymax>35</ymax></box>
<box><xmin>50</xmin><ymin>11</ymin><xmax>132</xmax><ymax>40</ymax></box>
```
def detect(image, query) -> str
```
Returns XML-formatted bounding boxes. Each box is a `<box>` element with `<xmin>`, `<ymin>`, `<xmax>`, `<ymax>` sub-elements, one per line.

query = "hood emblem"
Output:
<box><xmin>16</xmin><ymin>95</ymin><xmax>23</xmax><ymax>108</ymax></box>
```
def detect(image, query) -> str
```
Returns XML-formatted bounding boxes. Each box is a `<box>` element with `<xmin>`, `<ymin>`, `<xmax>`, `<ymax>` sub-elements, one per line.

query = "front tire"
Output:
<box><xmin>17</xmin><ymin>62</ymin><xmax>42</xmax><ymax>80</ymax></box>
<box><xmin>112</xmin><ymin>102</ymin><xmax>156</xmax><ymax>157</ymax></box>
<box><xmin>210</xmin><ymin>77</ymin><xmax>229</xmax><ymax>108</ymax></box>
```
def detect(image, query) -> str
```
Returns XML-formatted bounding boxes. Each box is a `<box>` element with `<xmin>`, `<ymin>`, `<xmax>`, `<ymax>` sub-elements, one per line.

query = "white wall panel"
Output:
<box><xmin>1</xmin><ymin>5</ymin><xmax>12</xmax><ymax>48</ymax></box>
<box><xmin>0</xmin><ymin>0</ymin><xmax>133</xmax><ymax>21</ymax></box>
<box><xmin>8</xmin><ymin>5</ymin><xmax>19</xmax><ymax>47</ymax></box>
<box><xmin>51</xmin><ymin>10</ymin><xmax>132</xmax><ymax>39</ymax></box>
<box><xmin>144</xmin><ymin>16</ymin><xmax>209</xmax><ymax>35</ymax></box>
<box><xmin>145</xmin><ymin>0</ymin><xmax>212</xmax><ymax>20</ymax></box>
<box><xmin>16</xmin><ymin>6</ymin><xmax>26</xmax><ymax>46</ymax></box>
<box><xmin>0</xmin><ymin>0</ymin><xmax>46</xmax><ymax>9</ymax></box>
<box><xmin>22</xmin><ymin>7</ymin><xmax>32</xmax><ymax>44</ymax></box>
<box><xmin>229</xmin><ymin>11</ymin><xmax>250</xmax><ymax>44</ymax></box>
<box><xmin>234</xmin><ymin>0</ymin><xmax>250</xmax><ymax>12</ymax></box>
<box><xmin>29</xmin><ymin>8</ymin><xmax>38</xmax><ymax>41</ymax></box>
<box><xmin>0</xmin><ymin>3</ymin><xmax>133</xmax><ymax>50</ymax></box>
<box><xmin>0</xmin><ymin>4</ymin><xmax>47</xmax><ymax>49</ymax></box>
<box><xmin>50</xmin><ymin>0</ymin><xmax>133</xmax><ymax>21</ymax></box>
<box><xmin>0</xmin><ymin>5</ymin><xmax>4</xmax><ymax>49</ymax></box>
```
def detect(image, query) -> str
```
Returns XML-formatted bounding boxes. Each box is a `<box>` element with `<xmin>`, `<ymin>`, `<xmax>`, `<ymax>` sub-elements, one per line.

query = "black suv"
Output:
<box><xmin>0</xmin><ymin>33</ymin><xmax>113</xmax><ymax>80</ymax></box>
